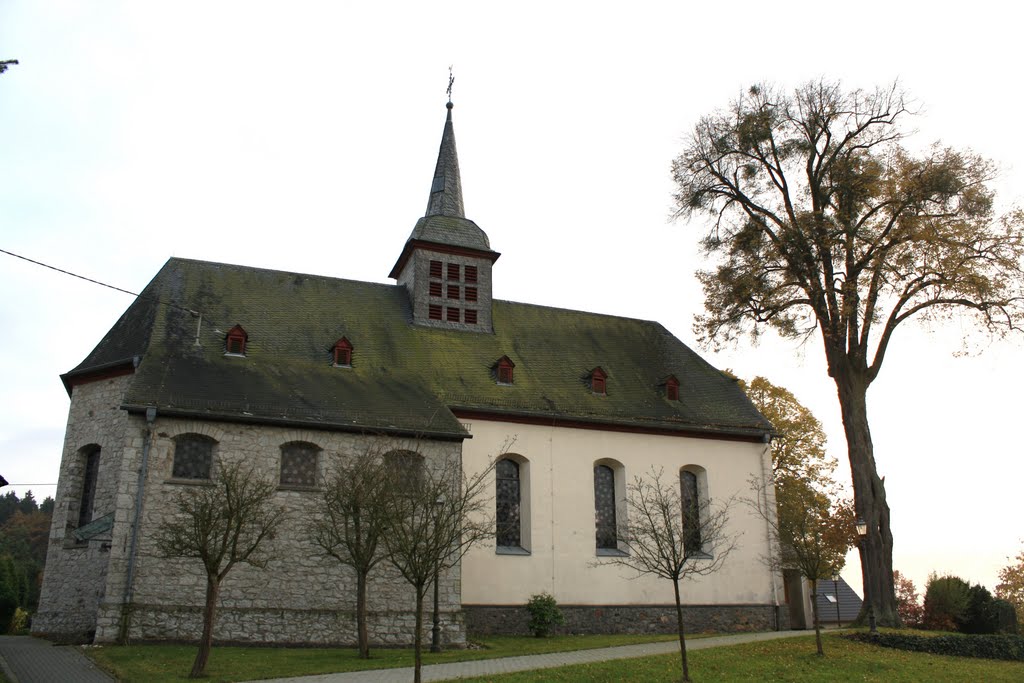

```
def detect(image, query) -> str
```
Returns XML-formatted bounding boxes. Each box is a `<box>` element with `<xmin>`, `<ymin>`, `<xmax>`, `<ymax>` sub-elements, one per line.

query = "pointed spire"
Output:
<box><xmin>425</xmin><ymin>102</ymin><xmax>465</xmax><ymax>218</ymax></box>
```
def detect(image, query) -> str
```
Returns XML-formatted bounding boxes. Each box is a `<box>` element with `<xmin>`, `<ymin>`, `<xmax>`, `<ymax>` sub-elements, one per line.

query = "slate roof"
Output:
<box><xmin>64</xmin><ymin>257</ymin><xmax>772</xmax><ymax>441</ymax></box>
<box><xmin>816</xmin><ymin>577</ymin><xmax>863</xmax><ymax>624</ymax></box>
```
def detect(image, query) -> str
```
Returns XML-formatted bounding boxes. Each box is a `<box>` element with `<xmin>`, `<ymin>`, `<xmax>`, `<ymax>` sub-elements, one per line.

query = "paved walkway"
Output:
<box><xmin>254</xmin><ymin>630</ymin><xmax>811</xmax><ymax>683</ymax></box>
<box><xmin>0</xmin><ymin>636</ymin><xmax>114</xmax><ymax>683</ymax></box>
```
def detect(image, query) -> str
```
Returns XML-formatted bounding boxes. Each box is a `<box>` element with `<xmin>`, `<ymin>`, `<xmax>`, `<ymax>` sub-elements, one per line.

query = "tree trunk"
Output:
<box><xmin>356</xmin><ymin>570</ymin><xmax>369</xmax><ymax>659</ymax></box>
<box><xmin>190</xmin><ymin>576</ymin><xmax>220</xmax><ymax>678</ymax></box>
<box><xmin>414</xmin><ymin>588</ymin><xmax>424</xmax><ymax>683</ymax></box>
<box><xmin>672</xmin><ymin>577</ymin><xmax>691</xmax><ymax>683</ymax></box>
<box><xmin>810</xmin><ymin>581</ymin><xmax>823</xmax><ymax>656</ymax></box>
<box><xmin>832</xmin><ymin>367</ymin><xmax>899</xmax><ymax>627</ymax></box>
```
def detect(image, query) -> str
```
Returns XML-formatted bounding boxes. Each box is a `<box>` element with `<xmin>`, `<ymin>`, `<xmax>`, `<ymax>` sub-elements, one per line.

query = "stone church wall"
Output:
<box><xmin>33</xmin><ymin>374</ymin><xmax>133</xmax><ymax>641</ymax></box>
<box><xmin>90</xmin><ymin>418</ymin><xmax>466</xmax><ymax>646</ymax></box>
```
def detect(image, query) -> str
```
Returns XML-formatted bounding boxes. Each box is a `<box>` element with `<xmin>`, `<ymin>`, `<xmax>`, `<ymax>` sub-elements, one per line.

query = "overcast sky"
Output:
<box><xmin>2</xmin><ymin>1</ymin><xmax>1022</xmax><ymax>597</ymax></box>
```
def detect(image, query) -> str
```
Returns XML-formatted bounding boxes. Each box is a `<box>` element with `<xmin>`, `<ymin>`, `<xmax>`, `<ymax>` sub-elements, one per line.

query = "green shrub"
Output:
<box><xmin>845</xmin><ymin>631</ymin><xmax>1024</xmax><ymax>661</ymax></box>
<box><xmin>525</xmin><ymin>592</ymin><xmax>564</xmax><ymax>638</ymax></box>
<box><xmin>923</xmin><ymin>573</ymin><xmax>971</xmax><ymax>631</ymax></box>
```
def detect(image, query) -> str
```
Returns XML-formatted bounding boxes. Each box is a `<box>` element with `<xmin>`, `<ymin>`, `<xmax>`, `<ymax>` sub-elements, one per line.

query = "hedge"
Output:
<box><xmin>844</xmin><ymin>631</ymin><xmax>1024</xmax><ymax>661</ymax></box>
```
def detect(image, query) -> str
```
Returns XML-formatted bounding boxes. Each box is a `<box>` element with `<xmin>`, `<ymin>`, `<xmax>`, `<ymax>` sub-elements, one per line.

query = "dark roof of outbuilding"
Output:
<box><xmin>815</xmin><ymin>577</ymin><xmax>864</xmax><ymax>623</ymax></box>
<box><xmin>64</xmin><ymin>257</ymin><xmax>771</xmax><ymax>440</ymax></box>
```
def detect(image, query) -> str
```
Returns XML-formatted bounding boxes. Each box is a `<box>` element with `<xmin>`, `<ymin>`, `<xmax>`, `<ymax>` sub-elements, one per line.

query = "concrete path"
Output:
<box><xmin>0</xmin><ymin>636</ymin><xmax>115</xmax><ymax>683</ymax></box>
<box><xmin>254</xmin><ymin>630</ymin><xmax>811</xmax><ymax>683</ymax></box>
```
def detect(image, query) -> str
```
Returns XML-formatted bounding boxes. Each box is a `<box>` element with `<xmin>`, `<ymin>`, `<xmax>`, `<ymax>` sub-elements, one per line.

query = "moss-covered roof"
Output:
<box><xmin>66</xmin><ymin>258</ymin><xmax>771</xmax><ymax>440</ymax></box>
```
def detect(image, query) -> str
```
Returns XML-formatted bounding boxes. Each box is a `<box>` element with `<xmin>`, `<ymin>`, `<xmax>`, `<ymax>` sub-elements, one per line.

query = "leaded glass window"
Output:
<box><xmin>681</xmin><ymin>470</ymin><xmax>702</xmax><ymax>556</ymax></box>
<box><xmin>496</xmin><ymin>459</ymin><xmax>521</xmax><ymax>547</ymax></box>
<box><xmin>594</xmin><ymin>465</ymin><xmax>617</xmax><ymax>549</ymax></box>
<box><xmin>281</xmin><ymin>442</ymin><xmax>319</xmax><ymax>487</ymax></box>
<box><xmin>172</xmin><ymin>435</ymin><xmax>214</xmax><ymax>480</ymax></box>
<box><xmin>78</xmin><ymin>445</ymin><xmax>101</xmax><ymax>528</ymax></box>
<box><xmin>385</xmin><ymin>450</ymin><xmax>424</xmax><ymax>492</ymax></box>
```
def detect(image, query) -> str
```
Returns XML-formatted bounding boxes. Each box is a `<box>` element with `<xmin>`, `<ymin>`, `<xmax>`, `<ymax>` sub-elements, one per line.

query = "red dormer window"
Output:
<box><xmin>333</xmin><ymin>337</ymin><xmax>353</xmax><ymax>367</ymax></box>
<box><xmin>590</xmin><ymin>367</ymin><xmax>607</xmax><ymax>395</ymax></box>
<box><xmin>496</xmin><ymin>356</ymin><xmax>515</xmax><ymax>385</ymax></box>
<box><xmin>665</xmin><ymin>375</ymin><xmax>680</xmax><ymax>401</ymax></box>
<box><xmin>225</xmin><ymin>325</ymin><xmax>248</xmax><ymax>355</ymax></box>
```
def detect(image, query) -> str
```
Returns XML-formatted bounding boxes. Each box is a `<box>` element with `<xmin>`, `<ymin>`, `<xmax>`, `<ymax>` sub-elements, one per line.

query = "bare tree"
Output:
<box><xmin>310</xmin><ymin>447</ymin><xmax>391</xmax><ymax>659</ymax></box>
<box><xmin>750</xmin><ymin>475</ymin><xmax>855</xmax><ymax>655</ymax></box>
<box><xmin>155</xmin><ymin>460</ymin><xmax>285</xmax><ymax>678</ymax></box>
<box><xmin>673</xmin><ymin>80</ymin><xmax>1024</xmax><ymax>625</ymax></box>
<box><xmin>381</xmin><ymin>453</ymin><xmax>494</xmax><ymax>683</ymax></box>
<box><xmin>597</xmin><ymin>467</ymin><xmax>739</xmax><ymax>683</ymax></box>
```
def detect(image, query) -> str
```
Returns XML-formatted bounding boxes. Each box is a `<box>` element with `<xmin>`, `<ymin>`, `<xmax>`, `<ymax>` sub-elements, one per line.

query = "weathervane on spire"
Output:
<box><xmin>447</xmin><ymin>65</ymin><xmax>454</xmax><ymax>105</ymax></box>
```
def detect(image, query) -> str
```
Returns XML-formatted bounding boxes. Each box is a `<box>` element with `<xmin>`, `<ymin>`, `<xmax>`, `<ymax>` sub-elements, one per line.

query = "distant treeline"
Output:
<box><xmin>1</xmin><ymin>489</ymin><xmax>54</xmax><ymax>630</ymax></box>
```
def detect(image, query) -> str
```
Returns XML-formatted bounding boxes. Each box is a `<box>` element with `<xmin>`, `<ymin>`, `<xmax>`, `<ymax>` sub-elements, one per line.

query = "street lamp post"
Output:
<box><xmin>855</xmin><ymin>518</ymin><xmax>877</xmax><ymax>634</ymax></box>
<box><xmin>832</xmin><ymin>573</ymin><xmax>841</xmax><ymax>628</ymax></box>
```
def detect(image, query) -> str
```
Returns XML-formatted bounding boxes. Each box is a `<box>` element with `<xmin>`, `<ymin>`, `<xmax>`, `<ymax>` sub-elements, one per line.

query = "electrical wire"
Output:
<box><xmin>1</xmin><ymin>247</ymin><xmax>202</xmax><ymax>317</ymax></box>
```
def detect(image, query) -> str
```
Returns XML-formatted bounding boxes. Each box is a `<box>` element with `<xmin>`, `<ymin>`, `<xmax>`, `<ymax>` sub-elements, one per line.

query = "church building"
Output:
<box><xmin>34</xmin><ymin>100</ymin><xmax>781</xmax><ymax>645</ymax></box>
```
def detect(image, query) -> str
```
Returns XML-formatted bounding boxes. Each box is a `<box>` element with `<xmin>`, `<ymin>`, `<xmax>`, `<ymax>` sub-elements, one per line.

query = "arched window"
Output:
<box><xmin>594</xmin><ymin>464</ymin><xmax>617</xmax><ymax>549</ymax></box>
<box><xmin>77</xmin><ymin>445</ymin><xmax>101</xmax><ymax>529</ymax></box>
<box><xmin>665</xmin><ymin>375</ymin><xmax>680</xmax><ymax>401</ymax></box>
<box><xmin>280</xmin><ymin>441</ymin><xmax>319</xmax><ymax>488</ymax></box>
<box><xmin>172</xmin><ymin>434</ymin><xmax>215</xmax><ymax>480</ymax></box>
<box><xmin>496</xmin><ymin>459</ymin><xmax>521</xmax><ymax>548</ymax></box>
<box><xmin>590</xmin><ymin>367</ymin><xmax>607</xmax><ymax>395</ymax></box>
<box><xmin>385</xmin><ymin>449</ymin><xmax>424</xmax><ymax>492</ymax></box>
<box><xmin>495</xmin><ymin>356</ymin><xmax>515</xmax><ymax>385</ymax></box>
<box><xmin>680</xmin><ymin>470</ymin><xmax>702</xmax><ymax>556</ymax></box>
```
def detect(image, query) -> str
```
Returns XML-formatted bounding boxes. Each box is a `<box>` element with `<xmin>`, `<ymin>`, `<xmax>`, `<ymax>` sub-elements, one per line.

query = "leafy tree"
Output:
<box><xmin>596</xmin><ymin>467</ymin><xmax>738</xmax><ymax>682</ymax></box>
<box><xmin>39</xmin><ymin>496</ymin><xmax>54</xmax><ymax>515</ymax></box>
<box><xmin>894</xmin><ymin>570</ymin><xmax>923</xmax><ymax>627</ymax></box>
<box><xmin>155</xmin><ymin>460</ymin><xmax>285</xmax><ymax>678</ymax></box>
<box><xmin>673</xmin><ymin>80</ymin><xmax>1024</xmax><ymax>625</ymax></box>
<box><xmin>0</xmin><ymin>491</ymin><xmax>18</xmax><ymax>526</ymax></box>
<box><xmin>0</xmin><ymin>555</ymin><xmax>18</xmax><ymax>632</ymax></box>
<box><xmin>0</xmin><ymin>510</ymin><xmax>52</xmax><ymax>611</ymax></box>
<box><xmin>310</xmin><ymin>447</ymin><xmax>391</xmax><ymax>659</ymax></box>
<box><xmin>742</xmin><ymin>375</ymin><xmax>855</xmax><ymax>654</ymax></box>
<box><xmin>996</xmin><ymin>547</ymin><xmax>1024</xmax><ymax>628</ymax></box>
<box><xmin>17</xmin><ymin>491</ymin><xmax>37</xmax><ymax>515</ymax></box>
<box><xmin>922</xmin><ymin>573</ymin><xmax>971</xmax><ymax>631</ymax></box>
<box><xmin>380</xmin><ymin>453</ymin><xmax>493</xmax><ymax>683</ymax></box>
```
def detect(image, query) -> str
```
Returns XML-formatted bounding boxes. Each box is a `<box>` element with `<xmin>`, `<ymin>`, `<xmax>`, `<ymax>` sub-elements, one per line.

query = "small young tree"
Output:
<box><xmin>381</xmin><ymin>453</ymin><xmax>493</xmax><ymax>683</ymax></box>
<box><xmin>750</xmin><ymin>474</ymin><xmax>855</xmax><ymax>655</ymax></box>
<box><xmin>596</xmin><ymin>467</ymin><xmax>738</xmax><ymax>683</ymax></box>
<box><xmin>155</xmin><ymin>460</ymin><xmax>285</xmax><ymax>678</ymax></box>
<box><xmin>893</xmin><ymin>570</ymin><xmax>923</xmax><ymax>628</ymax></box>
<box><xmin>310</xmin><ymin>447</ymin><xmax>391</xmax><ymax>659</ymax></box>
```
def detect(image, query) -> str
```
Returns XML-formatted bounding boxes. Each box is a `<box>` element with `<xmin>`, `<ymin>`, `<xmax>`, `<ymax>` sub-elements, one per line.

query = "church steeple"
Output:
<box><xmin>425</xmin><ymin>102</ymin><xmax>465</xmax><ymax>218</ymax></box>
<box><xmin>390</xmin><ymin>99</ymin><xmax>500</xmax><ymax>333</ymax></box>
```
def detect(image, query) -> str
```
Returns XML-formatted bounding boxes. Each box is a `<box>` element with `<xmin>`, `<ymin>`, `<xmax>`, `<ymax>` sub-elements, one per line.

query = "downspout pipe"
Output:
<box><xmin>119</xmin><ymin>406</ymin><xmax>156</xmax><ymax>644</ymax></box>
<box><xmin>760</xmin><ymin>431</ymin><xmax>782</xmax><ymax>630</ymax></box>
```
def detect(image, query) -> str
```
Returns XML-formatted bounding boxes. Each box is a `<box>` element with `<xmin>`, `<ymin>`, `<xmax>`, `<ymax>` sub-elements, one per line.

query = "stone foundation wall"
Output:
<box><xmin>109</xmin><ymin>604</ymin><xmax>465</xmax><ymax>647</ymax></box>
<box><xmin>464</xmin><ymin>603</ymin><xmax>782</xmax><ymax>637</ymax></box>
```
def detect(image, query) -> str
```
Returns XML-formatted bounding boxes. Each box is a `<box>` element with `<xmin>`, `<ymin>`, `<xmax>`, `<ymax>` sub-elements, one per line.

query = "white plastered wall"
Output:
<box><xmin>460</xmin><ymin>419</ymin><xmax>778</xmax><ymax>607</ymax></box>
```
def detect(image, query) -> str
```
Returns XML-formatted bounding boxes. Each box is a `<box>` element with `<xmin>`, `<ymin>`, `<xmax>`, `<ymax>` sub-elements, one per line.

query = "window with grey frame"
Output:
<box><xmin>594</xmin><ymin>464</ymin><xmax>617</xmax><ymax>550</ymax></box>
<box><xmin>77</xmin><ymin>445</ymin><xmax>101</xmax><ymax>528</ymax></box>
<box><xmin>681</xmin><ymin>470</ymin><xmax>702</xmax><ymax>556</ymax></box>
<box><xmin>172</xmin><ymin>434</ymin><xmax>215</xmax><ymax>480</ymax></box>
<box><xmin>280</xmin><ymin>442</ymin><xmax>319</xmax><ymax>488</ymax></box>
<box><xmin>495</xmin><ymin>459</ymin><xmax>521</xmax><ymax>548</ymax></box>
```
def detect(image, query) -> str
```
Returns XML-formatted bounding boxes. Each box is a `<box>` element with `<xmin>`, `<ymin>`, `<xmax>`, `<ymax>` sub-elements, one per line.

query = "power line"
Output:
<box><xmin>1</xmin><ymin>247</ymin><xmax>201</xmax><ymax>317</ymax></box>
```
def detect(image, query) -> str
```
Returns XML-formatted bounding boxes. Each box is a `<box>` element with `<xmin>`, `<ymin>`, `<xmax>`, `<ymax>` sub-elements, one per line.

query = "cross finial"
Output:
<box><xmin>447</xmin><ymin>65</ymin><xmax>454</xmax><ymax>104</ymax></box>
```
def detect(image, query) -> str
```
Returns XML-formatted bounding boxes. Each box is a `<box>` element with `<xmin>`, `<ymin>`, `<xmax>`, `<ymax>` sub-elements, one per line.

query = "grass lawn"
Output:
<box><xmin>455</xmin><ymin>632</ymin><xmax>1024</xmax><ymax>682</ymax></box>
<box><xmin>85</xmin><ymin>633</ymin><xmax>678</xmax><ymax>682</ymax></box>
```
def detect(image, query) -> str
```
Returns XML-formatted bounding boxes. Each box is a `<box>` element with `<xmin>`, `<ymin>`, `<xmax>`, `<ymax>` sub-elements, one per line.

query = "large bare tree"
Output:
<box><xmin>155</xmin><ymin>461</ymin><xmax>285</xmax><ymax>678</ymax></box>
<box><xmin>673</xmin><ymin>81</ymin><xmax>1024</xmax><ymax>625</ymax></box>
<box><xmin>597</xmin><ymin>467</ymin><xmax>738</xmax><ymax>683</ymax></box>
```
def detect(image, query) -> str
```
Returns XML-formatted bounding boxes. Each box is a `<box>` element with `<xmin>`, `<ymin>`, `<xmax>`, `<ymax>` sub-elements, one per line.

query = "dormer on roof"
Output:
<box><xmin>494</xmin><ymin>355</ymin><xmax>515</xmax><ymax>385</ymax></box>
<box><xmin>390</xmin><ymin>101</ymin><xmax>499</xmax><ymax>333</ymax></box>
<box><xmin>333</xmin><ymin>337</ymin><xmax>353</xmax><ymax>367</ymax></box>
<box><xmin>590</xmin><ymin>367</ymin><xmax>608</xmax><ymax>395</ymax></box>
<box><xmin>225</xmin><ymin>325</ymin><xmax>248</xmax><ymax>356</ymax></box>
<box><xmin>663</xmin><ymin>374</ymin><xmax>680</xmax><ymax>401</ymax></box>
